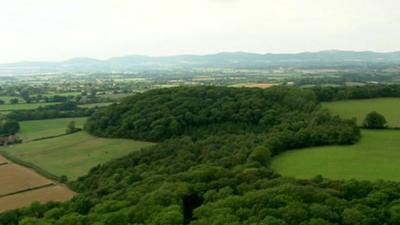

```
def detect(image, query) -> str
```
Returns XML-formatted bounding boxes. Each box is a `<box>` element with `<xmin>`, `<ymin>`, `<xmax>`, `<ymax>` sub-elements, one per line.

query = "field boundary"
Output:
<box><xmin>0</xmin><ymin>183</ymin><xmax>55</xmax><ymax>198</ymax></box>
<box><xmin>0</xmin><ymin>162</ymin><xmax>8</xmax><ymax>166</ymax></box>
<box><xmin>29</xmin><ymin>130</ymin><xmax>82</xmax><ymax>142</ymax></box>
<box><xmin>0</xmin><ymin>151</ymin><xmax>62</xmax><ymax>183</ymax></box>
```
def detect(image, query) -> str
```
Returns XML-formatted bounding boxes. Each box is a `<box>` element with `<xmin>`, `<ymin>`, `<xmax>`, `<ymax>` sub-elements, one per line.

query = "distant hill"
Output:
<box><xmin>1</xmin><ymin>50</ymin><xmax>400</xmax><ymax>75</ymax></box>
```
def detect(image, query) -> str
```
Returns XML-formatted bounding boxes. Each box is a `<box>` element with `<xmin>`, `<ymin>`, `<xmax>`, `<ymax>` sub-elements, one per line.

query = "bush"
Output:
<box><xmin>363</xmin><ymin>111</ymin><xmax>387</xmax><ymax>129</ymax></box>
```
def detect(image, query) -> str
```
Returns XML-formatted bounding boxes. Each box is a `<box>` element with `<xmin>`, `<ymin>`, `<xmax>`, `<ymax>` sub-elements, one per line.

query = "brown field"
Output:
<box><xmin>0</xmin><ymin>185</ymin><xmax>75</xmax><ymax>212</ymax></box>
<box><xmin>0</xmin><ymin>155</ymin><xmax>8</xmax><ymax>164</ymax></box>
<box><xmin>0</xmin><ymin>164</ymin><xmax>53</xmax><ymax>196</ymax></box>
<box><xmin>0</xmin><ymin>154</ymin><xmax>75</xmax><ymax>212</ymax></box>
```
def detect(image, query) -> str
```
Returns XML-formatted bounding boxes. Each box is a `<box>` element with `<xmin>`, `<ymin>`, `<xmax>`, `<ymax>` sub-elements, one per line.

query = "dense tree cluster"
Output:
<box><xmin>86</xmin><ymin>86</ymin><xmax>358</xmax><ymax>143</ymax></box>
<box><xmin>312</xmin><ymin>84</ymin><xmax>400</xmax><ymax>102</ymax></box>
<box><xmin>6</xmin><ymin>102</ymin><xmax>96</xmax><ymax>121</ymax></box>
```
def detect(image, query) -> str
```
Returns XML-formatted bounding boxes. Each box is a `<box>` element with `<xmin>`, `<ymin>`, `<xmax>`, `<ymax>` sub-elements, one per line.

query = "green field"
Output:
<box><xmin>2</xmin><ymin>132</ymin><xmax>154</xmax><ymax>180</ymax></box>
<box><xmin>323</xmin><ymin>98</ymin><xmax>400</xmax><ymax>127</ymax></box>
<box><xmin>272</xmin><ymin>130</ymin><xmax>400</xmax><ymax>181</ymax></box>
<box><xmin>0</xmin><ymin>102</ymin><xmax>58</xmax><ymax>112</ymax></box>
<box><xmin>19</xmin><ymin>117</ymin><xmax>88</xmax><ymax>142</ymax></box>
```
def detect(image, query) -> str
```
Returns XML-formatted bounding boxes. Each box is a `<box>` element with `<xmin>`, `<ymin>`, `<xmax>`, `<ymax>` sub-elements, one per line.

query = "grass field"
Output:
<box><xmin>272</xmin><ymin>130</ymin><xmax>400</xmax><ymax>181</ymax></box>
<box><xmin>2</xmin><ymin>132</ymin><xmax>154</xmax><ymax>180</ymax></box>
<box><xmin>19</xmin><ymin>117</ymin><xmax>87</xmax><ymax>142</ymax></box>
<box><xmin>0</xmin><ymin>102</ymin><xmax>58</xmax><ymax>112</ymax></box>
<box><xmin>323</xmin><ymin>98</ymin><xmax>400</xmax><ymax>127</ymax></box>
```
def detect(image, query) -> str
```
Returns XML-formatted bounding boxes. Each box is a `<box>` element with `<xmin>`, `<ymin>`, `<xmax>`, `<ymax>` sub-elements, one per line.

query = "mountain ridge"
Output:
<box><xmin>2</xmin><ymin>50</ymin><xmax>400</xmax><ymax>75</ymax></box>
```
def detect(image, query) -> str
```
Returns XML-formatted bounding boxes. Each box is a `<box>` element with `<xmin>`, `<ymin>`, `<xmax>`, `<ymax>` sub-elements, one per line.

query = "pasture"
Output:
<box><xmin>19</xmin><ymin>117</ymin><xmax>87</xmax><ymax>142</ymax></box>
<box><xmin>2</xmin><ymin>132</ymin><xmax>154</xmax><ymax>180</ymax></box>
<box><xmin>272</xmin><ymin>130</ymin><xmax>400</xmax><ymax>181</ymax></box>
<box><xmin>323</xmin><ymin>98</ymin><xmax>400</xmax><ymax>127</ymax></box>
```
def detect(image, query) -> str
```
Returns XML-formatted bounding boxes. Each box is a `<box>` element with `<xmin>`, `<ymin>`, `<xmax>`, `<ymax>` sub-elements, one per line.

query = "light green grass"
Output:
<box><xmin>323</xmin><ymin>98</ymin><xmax>400</xmax><ymax>127</ymax></box>
<box><xmin>0</xmin><ymin>102</ymin><xmax>58</xmax><ymax>111</ymax></box>
<box><xmin>272</xmin><ymin>130</ymin><xmax>400</xmax><ymax>181</ymax></box>
<box><xmin>3</xmin><ymin>132</ymin><xmax>154</xmax><ymax>180</ymax></box>
<box><xmin>19</xmin><ymin>117</ymin><xmax>88</xmax><ymax>142</ymax></box>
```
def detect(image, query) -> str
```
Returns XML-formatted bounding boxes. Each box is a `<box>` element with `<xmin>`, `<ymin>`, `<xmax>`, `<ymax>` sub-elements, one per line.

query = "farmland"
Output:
<box><xmin>0</xmin><ymin>155</ymin><xmax>74</xmax><ymax>212</ymax></box>
<box><xmin>272</xmin><ymin>130</ymin><xmax>400</xmax><ymax>181</ymax></box>
<box><xmin>323</xmin><ymin>98</ymin><xmax>400</xmax><ymax>127</ymax></box>
<box><xmin>18</xmin><ymin>117</ymin><xmax>87</xmax><ymax>142</ymax></box>
<box><xmin>2</xmin><ymin>131</ymin><xmax>154</xmax><ymax>180</ymax></box>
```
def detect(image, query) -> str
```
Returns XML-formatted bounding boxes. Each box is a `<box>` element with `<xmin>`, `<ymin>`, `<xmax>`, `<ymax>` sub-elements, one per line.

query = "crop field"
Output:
<box><xmin>0</xmin><ymin>155</ymin><xmax>74</xmax><ymax>212</ymax></box>
<box><xmin>19</xmin><ymin>117</ymin><xmax>87</xmax><ymax>142</ymax></box>
<box><xmin>0</xmin><ymin>185</ymin><xmax>74</xmax><ymax>212</ymax></box>
<box><xmin>0</xmin><ymin>102</ymin><xmax>58</xmax><ymax>112</ymax></box>
<box><xmin>2</xmin><ymin>132</ymin><xmax>154</xmax><ymax>180</ymax></box>
<box><xmin>272</xmin><ymin>130</ymin><xmax>400</xmax><ymax>181</ymax></box>
<box><xmin>323</xmin><ymin>98</ymin><xmax>400</xmax><ymax>127</ymax></box>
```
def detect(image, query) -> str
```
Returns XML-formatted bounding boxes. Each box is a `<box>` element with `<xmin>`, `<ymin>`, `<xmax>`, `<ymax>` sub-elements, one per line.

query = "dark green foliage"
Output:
<box><xmin>312</xmin><ymin>84</ymin><xmax>400</xmax><ymax>102</ymax></box>
<box><xmin>0</xmin><ymin>119</ymin><xmax>20</xmax><ymax>136</ymax></box>
<box><xmin>86</xmin><ymin>86</ymin><xmax>336</xmax><ymax>141</ymax></box>
<box><xmin>363</xmin><ymin>111</ymin><xmax>387</xmax><ymax>129</ymax></box>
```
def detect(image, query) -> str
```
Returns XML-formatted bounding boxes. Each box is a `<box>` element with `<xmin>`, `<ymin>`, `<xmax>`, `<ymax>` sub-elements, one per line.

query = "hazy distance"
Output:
<box><xmin>0</xmin><ymin>0</ymin><xmax>399</xmax><ymax>63</ymax></box>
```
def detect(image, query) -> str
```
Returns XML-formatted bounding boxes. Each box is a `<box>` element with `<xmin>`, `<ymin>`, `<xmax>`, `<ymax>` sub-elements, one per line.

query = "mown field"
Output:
<box><xmin>19</xmin><ymin>117</ymin><xmax>87</xmax><ymax>142</ymax></box>
<box><xmin>2</xmin><ymin>132</ymin><xmax>154</xmax><ymax>180</ymax></box>
<box><xmin>272</xmin><ymin>130</ymin><xmax>400</xmax><ymax>181</ymax></box>
<box><xmin>323</xmin><ymin>97</ymin><xmax>400</xmax><ymax>127</ymax></box>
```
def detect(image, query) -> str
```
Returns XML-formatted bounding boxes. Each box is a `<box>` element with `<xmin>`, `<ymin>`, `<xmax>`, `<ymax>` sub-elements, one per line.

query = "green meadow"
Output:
<box><xmin>19</xmin><ymin>117</ymin><xmax>88</xmax><ymax>142</ymax></box>
<box><xmin>272</xmin><ymin>130</ymin><xmax>400</xmax><ymax>181</ymax></box>
<box><xmin>323</xmin><ymin>98</ymin><xmax>400</xmax><ymax>127</ymax></box>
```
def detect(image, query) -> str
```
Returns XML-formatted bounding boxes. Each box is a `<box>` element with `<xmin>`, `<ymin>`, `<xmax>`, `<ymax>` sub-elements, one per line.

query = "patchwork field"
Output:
<box><xmin>19</xmin><ymin>117</ymin><xmax>87</xmax><ymax>142</ymax></box>
<box><xmin>0</xmin><ymin>155</ymin><xmax>74</xmax><ymax>212</ymax></box>
<box><xmin>272</xmin><ymin>130</ymin><xmax>400</xmax><ymax>181</ymax></box>
<box><xmin>323</xmin><ymin>98</ymin><xmax>400</xmax><ymax>127</ymax></box>
<box><xmin>2</xmin><ymin>131</ymin><xmax>154</xmax><ymax>180</ymax></box>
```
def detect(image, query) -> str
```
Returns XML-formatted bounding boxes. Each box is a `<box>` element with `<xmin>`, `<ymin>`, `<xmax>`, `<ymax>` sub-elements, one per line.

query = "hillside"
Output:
<box><xmin>1</xmin><ymin>86</ymin><xmax>376</xmax><ymax>225</ymax></box>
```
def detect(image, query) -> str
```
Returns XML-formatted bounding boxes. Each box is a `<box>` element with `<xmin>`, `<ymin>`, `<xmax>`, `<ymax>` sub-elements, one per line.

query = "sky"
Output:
<box><xmin>0</xmin><ymin>0</ymin><xmax>399</xmax><ymax>63</ymax></box>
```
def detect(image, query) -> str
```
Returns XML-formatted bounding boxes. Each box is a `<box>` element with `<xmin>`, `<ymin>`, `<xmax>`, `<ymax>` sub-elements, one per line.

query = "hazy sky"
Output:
<box><xmin>0</xmin><ymin>0</ymin><xmax>399</xmax><ymax>63</ymax></box>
